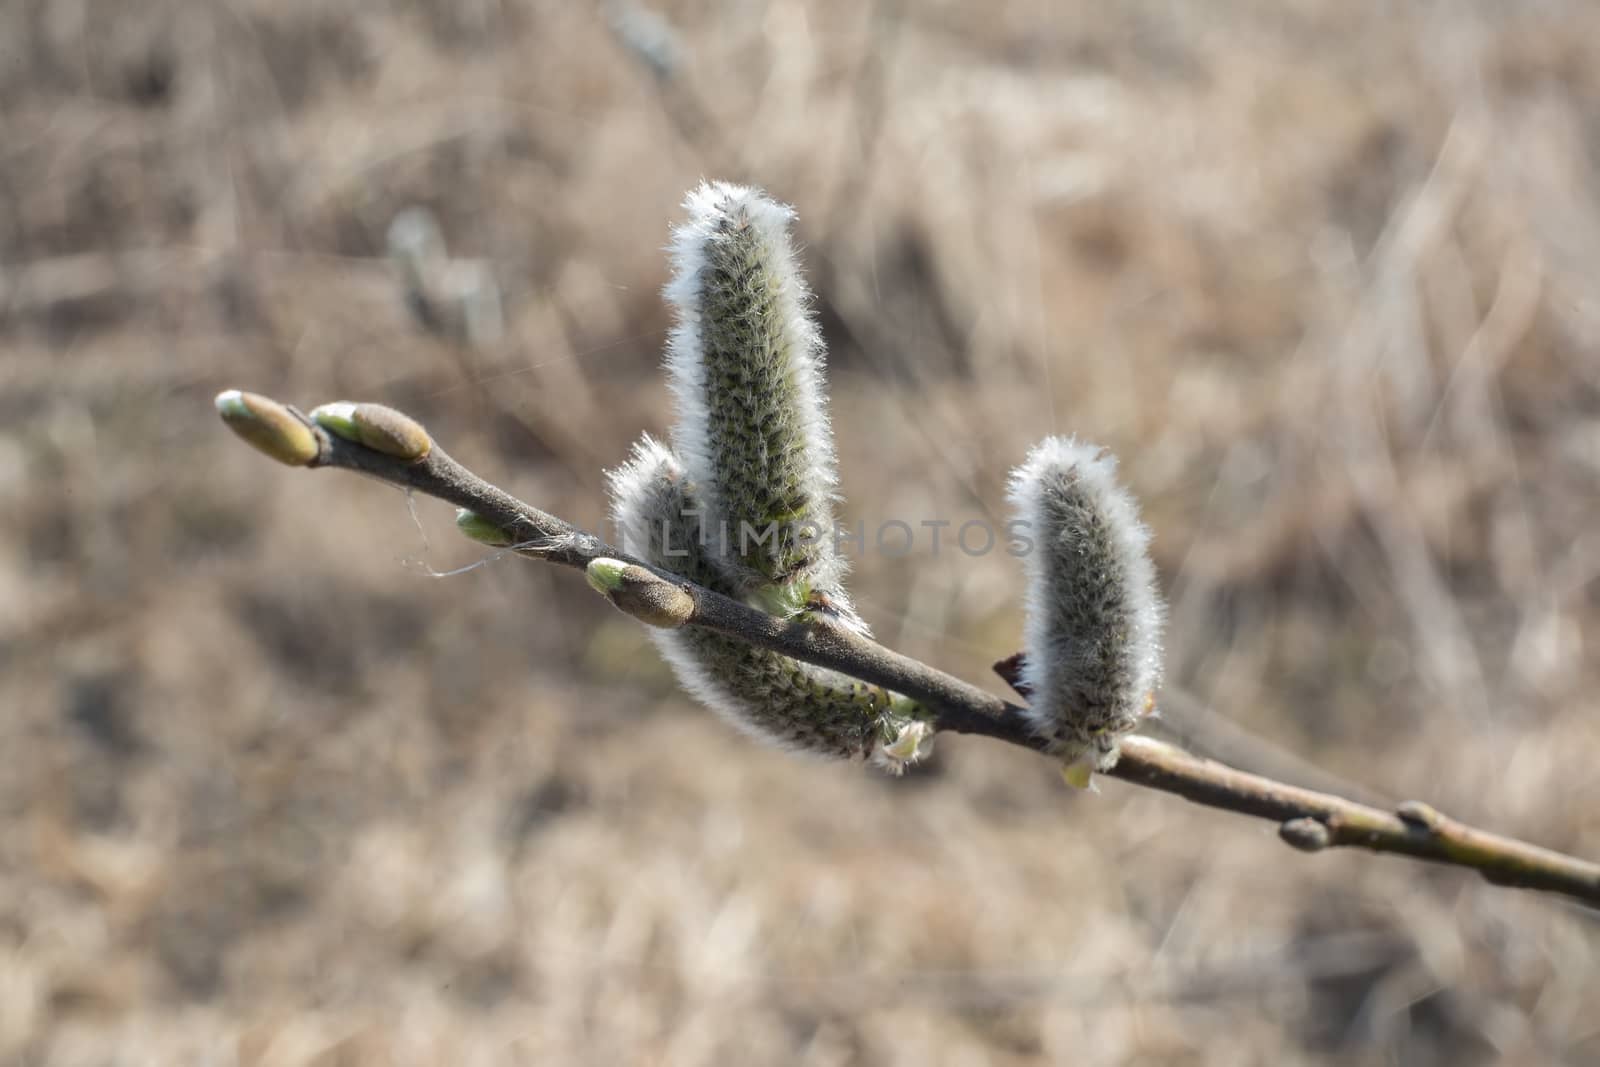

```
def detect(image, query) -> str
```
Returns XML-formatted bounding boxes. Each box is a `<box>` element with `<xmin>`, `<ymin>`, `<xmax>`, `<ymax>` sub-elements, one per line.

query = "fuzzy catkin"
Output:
<box><xmin>606</xmin><ymin>183</ymin><xmax>927</xmax><ymax>767</ymax></box>
<box><xmin>608</xmin><ymin>438</ymin><xmax>907</xmax><ymax>760</ymax></box>
<box><xmin>1007</xmin><ymin>437</ymin><xmax>1165</xmax><ymax>766</ymax></box>
<box><xmin>663</xmin><ymin>182</ymin><xmax>844</xmax><ymax>607</ymax></box>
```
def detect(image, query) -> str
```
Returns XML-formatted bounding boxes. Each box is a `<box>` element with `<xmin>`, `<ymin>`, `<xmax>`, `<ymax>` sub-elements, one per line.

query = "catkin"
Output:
<box><xmin>1007</xmin><ymin>436</ymin><xmax>1165</xmax><ymax>767</ymax></box>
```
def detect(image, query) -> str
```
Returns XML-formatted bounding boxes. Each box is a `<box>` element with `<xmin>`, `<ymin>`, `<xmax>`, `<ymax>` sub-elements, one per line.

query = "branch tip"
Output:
<box><xmin>214</xmin><ymin>389</ymin><xmax>319</xmax><ymax>468</ymax></box>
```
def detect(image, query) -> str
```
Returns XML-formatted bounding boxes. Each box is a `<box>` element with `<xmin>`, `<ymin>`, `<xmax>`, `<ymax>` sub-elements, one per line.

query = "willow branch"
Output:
<box><xmin>216</xmin><ymin>392</ymin><xmax>1600</xmax><ymax>908</ymax></box>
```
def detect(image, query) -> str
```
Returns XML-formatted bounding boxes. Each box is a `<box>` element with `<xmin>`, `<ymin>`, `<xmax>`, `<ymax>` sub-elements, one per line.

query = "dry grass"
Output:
<box><xmin>4</xmin><ymin>0</ymin><xmax>1600</xmax><ymax>1063</ymax></box>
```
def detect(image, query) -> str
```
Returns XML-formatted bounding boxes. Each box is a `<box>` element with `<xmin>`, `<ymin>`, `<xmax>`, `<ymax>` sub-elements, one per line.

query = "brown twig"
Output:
<box><xmin>217</xmin><ymin>392</ymin><xmax>1600</xmax><ymax>908</ymax></box>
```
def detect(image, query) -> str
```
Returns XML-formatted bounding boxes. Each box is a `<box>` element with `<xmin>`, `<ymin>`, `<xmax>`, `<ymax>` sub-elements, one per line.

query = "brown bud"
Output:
<box><xmin>586</xmin><ymin>558</ymin><xmax>695</xmax><ymax>628</ymax></box>
<box><xmin>310</xmin><ymin>402</ymin><xmax>432</xmax><ymax>461</ymax></box>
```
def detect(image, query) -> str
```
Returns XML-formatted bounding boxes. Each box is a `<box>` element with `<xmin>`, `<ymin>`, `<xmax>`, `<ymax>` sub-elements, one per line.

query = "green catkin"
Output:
<box><xmin>663</xmin><ymin>182</ymin><xmax>847</xmax><ymax>612</ymax></box>
<box><xmin>609</xmin><ymin>439</ymin><xmax>924</xmax><ymax>765</ymax></box>
<box><xmin>608</xmin><ymin>183</ymin><xmax>941</xmax><ymax>767</ymax></box>
<box><xmin>1007</xmin><ymin>437</ymin><xmax>1165</xmax><ymax>771</ymax></box>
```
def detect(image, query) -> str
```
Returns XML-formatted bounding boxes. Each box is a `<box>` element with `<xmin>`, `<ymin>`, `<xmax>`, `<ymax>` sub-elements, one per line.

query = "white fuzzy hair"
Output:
<box><xmin>607</xmin><ymin>436</ymin><xmax>762</xmax><ymax>744</ymax></box>
<box><xmin>606</xmin><ymin>436</ymin><xmax>888</xmax><ymax>760</ymax></box>
<box><xmin>605</xmin><ymin>433</ymin><xmax>684</xmax><ymax>554</ymax></box>
<box><xmin>660</xmin><ymin>181</ymin><xmax>844</xmax><ymax>586</ymax></box>
<box><xmin>1006</xmin><ymin>436</ymin><xmax>1165</xmax><ymax>761</ymax></box>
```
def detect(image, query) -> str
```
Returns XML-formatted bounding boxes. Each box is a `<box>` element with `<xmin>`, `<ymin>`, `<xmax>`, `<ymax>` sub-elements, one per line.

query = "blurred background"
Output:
<box><xmin>4</xmin><ymin>0</ymin><xmax>1600</xmax><ymax>1063</ymax></box>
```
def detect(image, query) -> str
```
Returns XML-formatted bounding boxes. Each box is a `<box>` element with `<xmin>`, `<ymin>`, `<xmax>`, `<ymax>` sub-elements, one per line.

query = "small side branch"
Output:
<box><xmin>216</xmin><ymin>392</ymin><xmax>1600</xmax><ymax>908</ymax></box>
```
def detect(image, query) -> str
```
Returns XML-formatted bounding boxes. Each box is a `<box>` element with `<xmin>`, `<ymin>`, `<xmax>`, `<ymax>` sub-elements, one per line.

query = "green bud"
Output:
<box><xmin>455</xmin><ymin>509</ymin><xmax>514</xmax><ymax>547</ymax></box>
<box><xmin>585</xmin><ymin>557</ymin><xmax>695</xmax><ymax>629</ymax></box>
<box><xmin>585</xmin><ymin>557</ymin><xmax>628</xmax><ymax>595</ymax></box>
<box><xmin>215</xmin><ymin>389</ymin><xmax>319</xmax><ymax>467</ymax></box>
<box><xmin>311</xmin><ymin>402</ymin><xmax>432</xmax><ymax>460</ymax></box>
<box><xmin>309</xmin><ymin>401</ymin><xmax>361</xmax><ymax>442</ymax></box>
